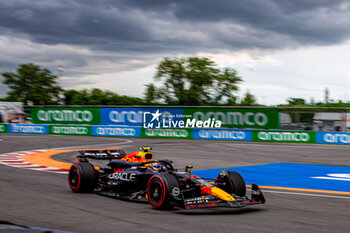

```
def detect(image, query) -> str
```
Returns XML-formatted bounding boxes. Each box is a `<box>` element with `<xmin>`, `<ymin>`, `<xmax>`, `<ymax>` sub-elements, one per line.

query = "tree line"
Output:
<box><xmin>1</xmin><ymin>57</ymin><xmax>345</xmax><ymax>107</ymax></box>
<box><xmin>0</xmin><ymin>57</ymin><xmax>258</xmax><ymax>106</ymax></box>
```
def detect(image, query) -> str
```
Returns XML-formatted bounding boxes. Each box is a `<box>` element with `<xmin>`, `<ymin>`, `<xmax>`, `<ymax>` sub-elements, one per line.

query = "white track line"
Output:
<box><xmin>1</xmin><ymin>162</ymin><xmax>30</xmax><ymax>165</ymax></box>
<box><xmin>0</xmin><ymin>159</ymin><xmax>24</xmax><ymax>162</ymax></box>
<box><xmin>260</xmin><ymin>189</ymin><xmax>350</xmax><ymax>200</ymax></box>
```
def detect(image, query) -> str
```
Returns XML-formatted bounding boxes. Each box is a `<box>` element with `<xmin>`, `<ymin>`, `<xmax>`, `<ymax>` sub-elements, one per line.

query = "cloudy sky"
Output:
<box><xmin>1</xmin><ymin>0</ymin><xmax>350</xmax><ymax>105</ymax></box>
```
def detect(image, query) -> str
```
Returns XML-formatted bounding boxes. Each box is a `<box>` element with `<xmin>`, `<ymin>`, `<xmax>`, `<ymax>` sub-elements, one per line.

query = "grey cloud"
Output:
<box><xmin>1</xmin><ymin>0</ymin><xmax>350</xmax><ymax>52</ymax></box>
<box><xmin>1</xmin><ymin>0</ymin><xmax>350</xmax><ymax>94</ymax></box>
<box><xmin>0</xmin><ymin>1</ymin><xmax>151</xmax><ymax>47</ymax></box>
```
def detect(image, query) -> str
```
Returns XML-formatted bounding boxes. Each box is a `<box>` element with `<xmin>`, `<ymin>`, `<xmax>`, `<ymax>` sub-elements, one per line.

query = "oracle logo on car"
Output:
<box><xmin>108</xmin><ymin>172</ymin><xmax>136</xmax><ymax>181</ymax></box>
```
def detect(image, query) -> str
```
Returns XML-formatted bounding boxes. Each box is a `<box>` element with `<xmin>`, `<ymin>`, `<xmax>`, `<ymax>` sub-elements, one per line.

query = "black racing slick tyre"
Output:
<box><xmin>218</xmin><ymin>171</ymin><xmax>246</xmax><ymax>197</ymax></box>
<box><xmin>147</xmin><ymin>174</ymin><xmax>180</xmax><ymax>210</ymax></box>
<box><xmin>68</xmin><ymin>163</ymin><xmax>98</xmax><ymax>193</ymax></box>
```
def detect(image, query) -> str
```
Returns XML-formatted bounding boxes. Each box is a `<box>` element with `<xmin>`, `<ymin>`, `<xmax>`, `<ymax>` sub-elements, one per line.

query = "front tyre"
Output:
<box><xmin>147</xmin><ymin>175</ymin><xmax>173</xmax><ymax>210</ymax></box>
<box><xmin>68</xmin><ymin>163</ymin><xmax>97</xmax><ymax>193</ymax></box>
<box><xmin>217</xmin><ymin>171</ymin><xmax>246</xmax><ymax>197</ymax></box>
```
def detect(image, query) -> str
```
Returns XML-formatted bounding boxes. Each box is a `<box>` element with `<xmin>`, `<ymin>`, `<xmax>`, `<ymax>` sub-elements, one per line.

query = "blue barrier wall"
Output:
<box><xmin>3</xmin><ymin>123</ymin><xmax>350</xmax><ymax>145</ymax></box>
<box><xmin>91</xmin><ymin>125</ymin><xmax>141</xmax><ymax>137</ymax></box>
<box><xmin>7</xmin><ymin>124</ymin><xmax>49</xmax><ymax>134</ymax></box>
<box><xmin>316</xmin><ymin>132</ymin><xmax>350</xmax><ymax>145</ymax></box>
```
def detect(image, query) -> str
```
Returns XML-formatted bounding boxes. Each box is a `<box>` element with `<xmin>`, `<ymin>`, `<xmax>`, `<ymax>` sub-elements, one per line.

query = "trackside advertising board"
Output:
<box><xmin>30</xmin><ymin>107</ymin><xmax>280</xmax><ymax>129</ymax></box>
<box><xmin>184</xmin><ymin>108</ymin><xmax>280</xmax><ymax>129</ymax></box>
<box><xmin>142</xmin><ymin>128</ymin><xmax>192</xmax><ymax>139</ymax></box>
<box><xmin>31</xmin><ymin>107</ymin><xmax>100</xmax><ymax>124</ymax></box>
<box><xmin>192</xmin><ymin>128</ymin><xmax>252</xmax><ymax>141</ymax></box>
<box><xmin>253</xmin><ymin>130</ymin><xmax>316</xmax><ymax>143</ymax></box>
<box><xmin>91</xmin><ymin>125</ymin><xmax>141</xmax><ymax>137</ymax></box>
<box><xmin>7</xmin><ymin>124</ymin><xmax>49</xmax><ymax>134</ymax></box>
<box><xmin>100</xmin><ymin>108</ymin><xmax>184</xmax><ymax>126</ymax></box>
<box><xmin>0</xmin><ymin>123</ymin><xmax>7</xmax><ymax>133</ymax></box>
<box><xmin>100</xmin><ymin>108</ymin><xmax>143</xmax><ymax>126</ymax></box>
<box><xmin>5</xmin><ymin>123</ymin><xmax>350</xmax><ymax>145</ymax></box>
<box><xmin>50</xmin><ymin>125</ymin><xmax>91</xmax><ymax>136</ymax></box>
<box><xmin>316</xmin><ymin>132</ymin><xmax>350</xmax><ymax>145</ymax></box>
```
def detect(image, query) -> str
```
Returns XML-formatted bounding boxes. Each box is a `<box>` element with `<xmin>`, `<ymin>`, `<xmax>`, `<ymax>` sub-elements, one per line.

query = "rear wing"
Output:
<box><xmin>77</xmin><ymin>149</ymin><xmax>126</xmax><ymax>162</ymax></box>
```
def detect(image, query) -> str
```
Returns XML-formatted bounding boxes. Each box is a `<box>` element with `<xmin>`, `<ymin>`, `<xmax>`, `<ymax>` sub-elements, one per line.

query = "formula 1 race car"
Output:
<box><xmin>68</xmin><ymin>147</ymin><xmax>265</xmax><ymax>210</ymax></box>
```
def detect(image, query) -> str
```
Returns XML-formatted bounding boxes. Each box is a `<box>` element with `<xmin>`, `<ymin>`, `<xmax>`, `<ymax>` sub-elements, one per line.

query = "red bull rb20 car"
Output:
<box><xmin>68</xmin><ymin>147</ymin><xmax>265</xmax><ymax>210</ymax></box>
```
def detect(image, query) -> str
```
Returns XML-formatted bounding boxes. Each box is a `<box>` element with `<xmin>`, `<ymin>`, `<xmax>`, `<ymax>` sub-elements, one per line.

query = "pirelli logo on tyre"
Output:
<box><xmin>253</xmin><ymin>130</ymin><xmax>316</xmax><ymax>143</ymax></box>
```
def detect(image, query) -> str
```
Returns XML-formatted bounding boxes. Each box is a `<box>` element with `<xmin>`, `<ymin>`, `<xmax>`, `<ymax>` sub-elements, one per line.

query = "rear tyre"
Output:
<box><xmin>217</xmin><ymin>171</ymin><xmax>246</xmax><ymax>197</ymax></box>
<box><xmin>68</xmin><ymin>163</ymin><xmax>98</xmax><ymax>193</ymax></box>
<box><xmin>147</xmin><ymin>175</ymin><xmax>175</xmax><ymax>210</ymax></box>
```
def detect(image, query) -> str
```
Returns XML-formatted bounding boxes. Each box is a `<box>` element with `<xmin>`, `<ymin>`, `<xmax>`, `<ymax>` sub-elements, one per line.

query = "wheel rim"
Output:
<box><xmin>69</xmin><ymin>167</ymin><xmax>80</xmax><ymax>190</ymax></box>
<box><xmin>149</xmin><ymin>180</ymin><xmax>163</xmax><ymax>205</ymax></box>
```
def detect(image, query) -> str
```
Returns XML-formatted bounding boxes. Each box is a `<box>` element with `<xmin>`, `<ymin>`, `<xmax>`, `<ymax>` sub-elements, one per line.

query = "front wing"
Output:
<box><xmin>182</xmin><ymin>184</ymin><xmax>265</xmax><ymax>210</ymax></box>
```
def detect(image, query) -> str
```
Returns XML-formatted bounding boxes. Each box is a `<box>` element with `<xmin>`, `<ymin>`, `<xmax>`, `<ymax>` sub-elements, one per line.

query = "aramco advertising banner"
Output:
<box><xmin>99</xmin><ymin>108</ymin><xmax>184</xmax><ymax>126</ymax></box>
<box><xmin>91</xmin><ymin>125</ymin><xmax>141</xmax><ymax>137</ymax></box>
<box><xmin>100</xmin><ymin>107</ymin><xmax>279</xmax><ymax>129</ymax></box>
<box><xmin>316</xmin><ymin>132</ymin><xmax>350</xmax><ymax>145</ymax></box>
<box><xmin>0</xmin><ymin>123</ymin><xmax>7</xmax><ymax>133</ymax></box>
<box><xmin>7</xmin><ymin>124</ymin><xmax>49</xmax><ymax>134</ymax></box>
<box><xmin>192</xmin><ymin>128</ymin><xmax>252</xmax><ymax>141</ymax></box>
<box><xmin>30</xmin><ymin>107</ymin><xmax>280</xmax><ymax>129</ymax></box>
<box><xmin>6</xmin><ymin>121</ymin><xmax>350</xmax><ymax>145</ymax></box>
<box><xmin>142</xmin><ymin>128</ymin><xmax>192</xmax><ymax>139</ymax></box>
<box><xmin>49</xmin><ymin>125</ymin><xmax>91</xmax><ymax>136</ymax></box>
<box><xmin>31</xmin><ymin>107</ymin><xmax>100</xmax><ymax>124</ymax></box>
<box><xmin>184</xmin><ymin>108</ymin><xmax>280</xmax><ymax>129</ymax></box>
<box><xmin>253</xmin><ymin>130</ymin><xmax>316</xmax><ymax>143</ymax></box>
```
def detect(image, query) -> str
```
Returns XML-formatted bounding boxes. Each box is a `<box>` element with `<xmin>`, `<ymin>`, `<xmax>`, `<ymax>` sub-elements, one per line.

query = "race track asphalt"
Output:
<box><xmin>0</xmin><ymin>134</ymin><xmax>349</xmax><ymax>233</ymax></box>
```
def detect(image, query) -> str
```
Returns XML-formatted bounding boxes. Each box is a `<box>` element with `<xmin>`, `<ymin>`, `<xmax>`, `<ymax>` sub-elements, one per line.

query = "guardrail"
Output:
<box><xmin>2</xmin><ymin>123</ymin><xmax>350</xmax><ymax>145</ymax></box>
